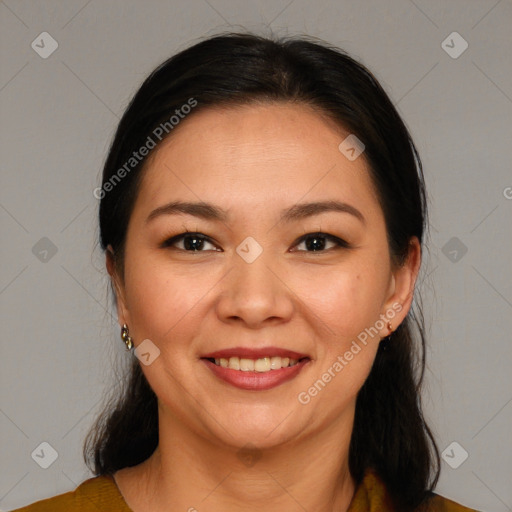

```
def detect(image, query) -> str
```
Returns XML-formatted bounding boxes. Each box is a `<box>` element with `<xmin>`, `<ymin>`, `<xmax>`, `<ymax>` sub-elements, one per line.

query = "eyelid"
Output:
<box><xmin>160</xmin><ymin>231</ymin><xmax>221</xmax><ymax>250</ymax></box>
<box><xmin>161</xmin><ymin>231</ymin><xmax>350</xmax><ymax>252</ymax></box>
<box><xmin>291</xmin><ymin>232</ymin><xmax>350</xmax><ymax>251</ymax></box>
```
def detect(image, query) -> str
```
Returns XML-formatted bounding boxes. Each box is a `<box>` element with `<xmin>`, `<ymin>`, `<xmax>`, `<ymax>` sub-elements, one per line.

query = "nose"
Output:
<box><xmin>215</xmin><ymin>251</ymin><xmax>294</xmax><ymax>329</ymax></box>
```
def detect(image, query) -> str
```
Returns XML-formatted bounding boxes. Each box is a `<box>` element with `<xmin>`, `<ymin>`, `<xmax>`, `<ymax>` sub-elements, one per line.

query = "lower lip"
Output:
<box><xmin>201</xmin><ymin>358</ymin><xmax>310</xmax><ymax>390</ymax></box>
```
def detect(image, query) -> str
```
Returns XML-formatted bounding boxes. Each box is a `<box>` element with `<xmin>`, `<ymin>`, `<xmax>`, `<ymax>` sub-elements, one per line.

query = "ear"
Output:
<box><xmin>379</xmin><ymin>237</ymin><xmax>421</xmax><ymax>337</ymax></box>
<box><xmin>106</xmin><ymin>245</ymin><xmax>130</xmax><ymax>327</ymax></box>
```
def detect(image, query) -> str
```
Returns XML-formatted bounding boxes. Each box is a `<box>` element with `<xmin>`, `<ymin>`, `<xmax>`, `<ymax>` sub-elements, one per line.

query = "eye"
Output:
<box><xmin>161</xmin><ymin>231</ymin><xmax>349</xmax><ymax>253</ymax></box>
<box><xmin>292</xmin><ymin>232</ymin><xmax>349</xmax><ymax>252</ymax></box>
<box><xmin>161</xmin><ymin>232</ymin><xmax>220</xmax><ymax>252</ymax></box>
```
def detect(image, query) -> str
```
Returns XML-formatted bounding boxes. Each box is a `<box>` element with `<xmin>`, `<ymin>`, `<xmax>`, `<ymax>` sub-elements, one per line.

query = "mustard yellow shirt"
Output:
<box><xmin>11</xmin><ymin>468</ymin><xmax>479</xmax><ymax>511</ymax></box>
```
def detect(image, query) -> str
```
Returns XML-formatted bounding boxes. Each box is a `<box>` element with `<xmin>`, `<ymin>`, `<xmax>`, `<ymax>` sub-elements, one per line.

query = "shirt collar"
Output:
<box><xmin>347</xmin><ymin>468</ymin><xmax>396</xmax><ymax>511</ymax></box>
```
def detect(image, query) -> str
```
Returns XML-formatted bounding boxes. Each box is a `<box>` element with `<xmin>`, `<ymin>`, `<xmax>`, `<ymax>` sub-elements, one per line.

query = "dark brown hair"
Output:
<box><xmin>84</xmin><ymin>32</ymin><xmax>440</xmax><ymax>511</ymax></box>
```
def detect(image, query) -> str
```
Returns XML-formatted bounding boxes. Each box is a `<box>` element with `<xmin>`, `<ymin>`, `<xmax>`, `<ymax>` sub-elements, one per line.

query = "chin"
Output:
<box><xmin>209</xmin><ymin>411</ymin><xmax>304</xmax><ymax>450</ymax></box>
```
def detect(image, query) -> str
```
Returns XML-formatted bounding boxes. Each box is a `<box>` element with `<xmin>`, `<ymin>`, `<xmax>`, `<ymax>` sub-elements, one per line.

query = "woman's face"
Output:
<box><xmin>109</xmin><ymin>103</ymin><xmax>419</xmax><ymax>450</ymax></box>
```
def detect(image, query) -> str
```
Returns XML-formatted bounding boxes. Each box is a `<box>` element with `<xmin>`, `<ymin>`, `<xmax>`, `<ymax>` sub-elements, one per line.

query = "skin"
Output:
<box><xmin>107</xmin><ymin>103</ymin><xmax>421</xmax><ymax>512</ymax></box>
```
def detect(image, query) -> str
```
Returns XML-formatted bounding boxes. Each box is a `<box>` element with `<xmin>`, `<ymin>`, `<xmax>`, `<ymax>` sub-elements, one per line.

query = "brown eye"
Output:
<box><xmin>162</xmin><ymin>232</ymin><xmax>219</xmax><ymax>252</ymax></box>
<box><xmin>293</xmin><ymin>232</ymin><xmax>349</xmax><ymax>252</ymax></box>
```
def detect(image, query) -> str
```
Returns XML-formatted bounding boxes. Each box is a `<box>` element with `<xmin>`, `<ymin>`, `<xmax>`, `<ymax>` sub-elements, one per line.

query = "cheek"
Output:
<box><xmin>292</xmin><ymin>265</ymin><xmax>386</xmax><ymax>339</ymax></box>
<box><xmin>294</xmin><ymin>267</ymin><xmax>384</xmax><ymax>415</ymax></box>
<box><xmin>315</xmin><ymin>345</ymin><xmax>378</xmax><ymax>416</ymax></box>
<box><xmin>123</xmin><ymin>256</ymin><xmax>211</xmax><ymax>346</ymax></box>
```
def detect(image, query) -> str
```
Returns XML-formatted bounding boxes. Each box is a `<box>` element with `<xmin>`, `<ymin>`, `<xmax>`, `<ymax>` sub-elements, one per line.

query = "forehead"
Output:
<box><xmin>134</xmin><ymin>103</ymin><xmax>379</xmax><ymax>218</ymax></box>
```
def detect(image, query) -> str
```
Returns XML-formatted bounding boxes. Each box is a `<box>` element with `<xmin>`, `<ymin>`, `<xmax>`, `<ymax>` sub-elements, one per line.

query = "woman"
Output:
<box><xmin>13</xmin><ymin>33</ymin><xmax>479</xmax><ymax>512</ymax></box>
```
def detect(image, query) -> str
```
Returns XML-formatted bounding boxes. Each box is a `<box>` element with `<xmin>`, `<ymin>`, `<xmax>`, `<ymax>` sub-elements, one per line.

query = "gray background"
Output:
<box><xmin>1</xmin><ymin>0</ymin><xmax>511</xmax><ymax>510</ymax></box>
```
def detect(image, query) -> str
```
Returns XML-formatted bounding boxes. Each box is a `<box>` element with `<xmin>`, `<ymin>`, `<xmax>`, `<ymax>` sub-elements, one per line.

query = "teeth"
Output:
<box><xmin>240</xmin><ymin>358</ymin><xmax>255</xmax><ymax>371</ymax></box>
<box><xmin>270</xmin><ymin>356</ymin><xmax>282</xmax><ymax>370</ymax></box>
<box><xmin>211</xmin><ymin>356</ymin><xmax>303</xmax><ymax>372</ymax></box>
<box><xmin>254</xmin><ymin>357</ymin><xmax>270</xmax><ymax>372</ymax></box>
<box><xmin>228</xmin><ymin>357</ymin><xmax>240</xmax><ymax>370</ymax></box>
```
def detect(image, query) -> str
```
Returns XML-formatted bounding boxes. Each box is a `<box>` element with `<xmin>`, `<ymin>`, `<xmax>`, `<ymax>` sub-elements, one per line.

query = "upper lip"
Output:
<box><xmin>201</xmin><ymin>347</ymin><xmax>310</xmax><ymax>360</ymax></box>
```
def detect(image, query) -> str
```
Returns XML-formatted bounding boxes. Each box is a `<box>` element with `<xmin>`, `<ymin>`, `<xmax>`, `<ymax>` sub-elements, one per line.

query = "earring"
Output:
<box><xmin>121</xmin><ymin>324</ymin><xmax>133</xmax><ymax>351</ymax></box>
<box><xmin>381</xmin><ymin>321</ymin><xmax>394</xmax><ymax>352</ymax></box>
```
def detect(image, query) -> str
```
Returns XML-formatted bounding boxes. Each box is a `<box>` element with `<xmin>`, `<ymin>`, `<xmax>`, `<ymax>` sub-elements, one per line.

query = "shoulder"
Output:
<box><xmin>9</xmin><ymin>474</ymin><xmax>131</xmax><ymax>512</ymax></box>
<box><xmin>419</xmin><ymin>492</ymin><xmax>480</xmax><ymax>512</ymax></box>
<box><xmin>352</xmin><ymin>468</ymin><xmax>480</xmax><ymax>512</ymax></box>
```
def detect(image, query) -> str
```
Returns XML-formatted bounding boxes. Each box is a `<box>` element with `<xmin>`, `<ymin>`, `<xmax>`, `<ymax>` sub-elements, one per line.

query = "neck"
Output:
<box><xmin>118</xmin><ymin>403</ymin><xmax>357</xmax><ymax>512</ymax></box>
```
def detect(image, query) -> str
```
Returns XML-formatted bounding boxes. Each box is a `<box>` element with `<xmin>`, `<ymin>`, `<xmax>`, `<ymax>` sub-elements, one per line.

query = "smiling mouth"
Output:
<box><xmin>203</xmin><ymin>356</ymin><xmax>310</xmax><ymax>372</ymax></box>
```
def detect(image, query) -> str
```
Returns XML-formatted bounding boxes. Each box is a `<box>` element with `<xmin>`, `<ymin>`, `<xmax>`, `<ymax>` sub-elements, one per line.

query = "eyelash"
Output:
<box><xmin>160</xmin><ymin>231</ymin><xmax>350</xmax><ymax>253</ymax></box>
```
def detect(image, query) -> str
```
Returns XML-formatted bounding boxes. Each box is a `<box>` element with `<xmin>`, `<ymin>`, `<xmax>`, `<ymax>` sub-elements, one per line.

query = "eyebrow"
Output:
<box><xmin>146</xmin><ymin>200</ymin><xmax>365</xmax><ymax>225</ymax></box>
